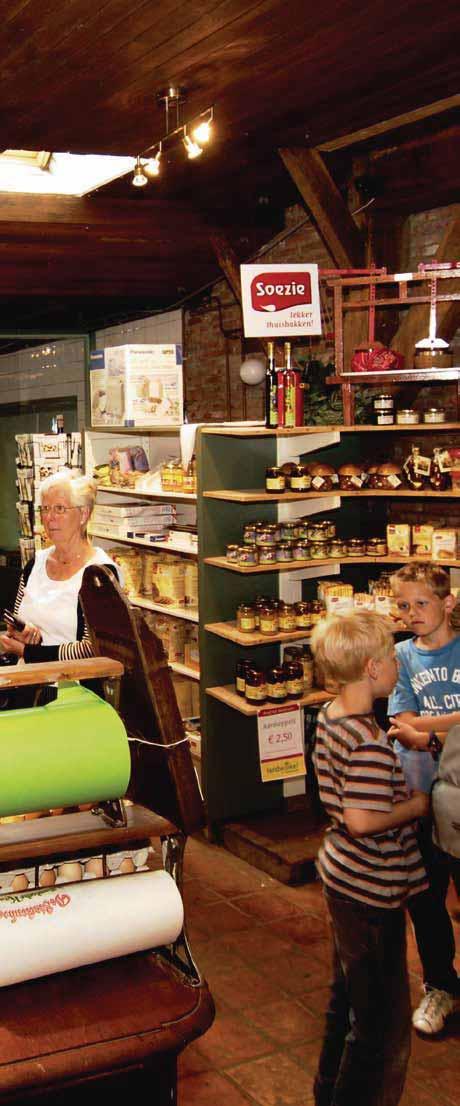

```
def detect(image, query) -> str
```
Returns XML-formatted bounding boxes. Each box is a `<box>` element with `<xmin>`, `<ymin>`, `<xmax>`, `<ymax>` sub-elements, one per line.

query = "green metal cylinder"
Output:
<box><xmin>0</xmin><ymin>683</ymin><xmax>130</xmax><ymax>816</ymax></box>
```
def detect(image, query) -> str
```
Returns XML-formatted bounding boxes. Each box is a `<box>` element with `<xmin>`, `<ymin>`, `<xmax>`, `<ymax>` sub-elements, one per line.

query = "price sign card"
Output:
<box><xmin>257</xmin><ymin>703</ymin><xmax>306</xmax><ymax>783</ymax></box>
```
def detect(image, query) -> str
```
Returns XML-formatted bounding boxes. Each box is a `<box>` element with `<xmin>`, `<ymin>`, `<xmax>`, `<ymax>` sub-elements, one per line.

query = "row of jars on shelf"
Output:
<box><xmin>236</xmin><ymin>650</ymin><xmax>314</xmax><ymax>705</ymax></box>
<box><xmin>236</xmin><ymin>597</ymin><xmax>326</xmax><ymax>634</ymax></box>
<box><xmin>265</xmin><ymin>448</ymin><xmax>452</xmax><ymax>494</ymax></box>
<box><xmin>227</xmin><ymin>520</ymin><xmax>388</xmax><ymax>566</ymax></box>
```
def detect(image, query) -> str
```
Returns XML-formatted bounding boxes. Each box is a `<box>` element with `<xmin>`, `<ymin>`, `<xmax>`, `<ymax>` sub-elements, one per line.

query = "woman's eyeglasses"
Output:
<box><xmin>40</xmin><ymin>505</ymin><xmax>78</xmax><ymax>516</ymax></box>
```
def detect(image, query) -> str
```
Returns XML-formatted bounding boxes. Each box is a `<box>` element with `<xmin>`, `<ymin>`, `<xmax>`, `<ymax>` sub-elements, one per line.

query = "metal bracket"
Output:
<box><xmin>92</xmin><ymin>798</ymin><xmax>127</xmax><ymax>828</ymax></box>
<box><xmin>160</xmin><ymin>833</ymin><xmax>202</xmax><ymax>985</ymax></box>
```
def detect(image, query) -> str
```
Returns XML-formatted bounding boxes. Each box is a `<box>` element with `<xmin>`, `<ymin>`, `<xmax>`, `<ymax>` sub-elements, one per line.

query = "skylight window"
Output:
<box><xmin>0</xmin><ymin>150</ymin><xmax>135</xmax><ymax>196</ymax></box>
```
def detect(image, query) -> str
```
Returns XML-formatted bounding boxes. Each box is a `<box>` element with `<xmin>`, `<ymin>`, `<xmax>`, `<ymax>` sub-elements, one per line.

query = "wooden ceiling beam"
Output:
<box><xmin>316</xmin><ymin>93</ymin><xmax>460</xmax><ymax>152</ymax></box>
<box><xmin>279</xmin><ymin>147</ymin><xmax>364</xmax><ymax>268</ymax></box>
<box><xmin>0</xmin><ymin>194</ymin><xmax>208</xmax><ymax>231</ymax></box>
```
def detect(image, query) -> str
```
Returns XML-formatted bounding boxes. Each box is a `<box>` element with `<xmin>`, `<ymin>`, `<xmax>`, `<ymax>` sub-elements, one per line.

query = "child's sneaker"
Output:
<box><xmin>412</xmin><ymin>986</ymin><xmax>455</xmax><ymax>1034</ymax></box>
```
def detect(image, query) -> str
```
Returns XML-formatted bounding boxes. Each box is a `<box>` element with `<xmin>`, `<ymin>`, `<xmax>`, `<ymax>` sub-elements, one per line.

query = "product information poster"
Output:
<box><xmin>240</xmin><ymin>263</ymin><xmax>322</xmax><ymax>337</ymax></box>
<box><xmin>257</xmin><ymin>703</ymin><xmax>306</xmax><ymax>783</ymax></box>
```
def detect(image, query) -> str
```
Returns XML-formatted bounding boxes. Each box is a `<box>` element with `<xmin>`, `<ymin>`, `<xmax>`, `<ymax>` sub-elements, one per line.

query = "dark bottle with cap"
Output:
<box><xmin>264</xmin><ymin>341</ymin><xmax>278</xmax><ymax>429</ymax></box>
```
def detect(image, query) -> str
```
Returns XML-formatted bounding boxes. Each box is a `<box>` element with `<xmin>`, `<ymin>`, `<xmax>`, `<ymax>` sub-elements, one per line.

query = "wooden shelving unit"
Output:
<box><xmin>130</xmin><ymin>595</ymin><xmax>199</xmax><ymax>623</ymax></box>
<box><xmin>96</xmin><ymin>483</ymin><xmax>196</xmax><ymax>503</ymax></box>
<box><xmin>206</xmin><ymin>684</ymin><xmax>329</xmax><ymax>716</ymax></box>
<box><xmin>205</xmin><ymin>554</ymin><xmax>460</xmax><ymax>573</ymax></box>
<box><xmin>91</xmin><ymin>529</ymin><xmax>197</xmax><ymax>556</ymax></box>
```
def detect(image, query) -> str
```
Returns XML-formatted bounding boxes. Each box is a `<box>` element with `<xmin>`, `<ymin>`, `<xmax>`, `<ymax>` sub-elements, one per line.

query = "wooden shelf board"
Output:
<box><xmin>170</xmin><ymin>661</ymin><xmax>200</xmax><ymax>680</ymax></box>
<box><xmin>91</xmin><ymin>530</ymin><xmax>197</xmax><ymax>556</ymax></box>
<box><xmin>0</xmin><ymin>805</ymin><xmax>173</xmax><ymax>865</ymax></box>
<box><xmin>205</xmin><ymin>620</ymin><xmax>311</xmax><ymax>646</ymax></box>
<box><xmin>206</xmin><ymin>684</ymin><xmax>329</xmax><ymax>715</ymax></box>
<box><xmin>327</xmin><ymin>368</ymin><xmax>460</xmax><ymax>384</ymax></box>
<box><xmin>205</xmin><ymin>554</ymin><xmax>460</xmax><ymax>574</ymax></box>
<box><xmin>96</xmin><ymin>485</ymin><xmax>196</xmax><ymax>503</ymax></box>
<box><xmin>130</xmin><ymin>596</ymin><xmax>199</xmax><ymax>622</ymax></box>
<box><xmin>203</xmin><ymin>488</ymin><xmax>460</xmax><ymax>502</ymax></box>
<box><xmin>201</xmin><ymin>422</ymin><xmax>460</xmax><ymax>436</ymax></box>
<box><xmin>89</xmin><ymin>426</ymin><xmax>181</xmax><ymax>434</ymax></box>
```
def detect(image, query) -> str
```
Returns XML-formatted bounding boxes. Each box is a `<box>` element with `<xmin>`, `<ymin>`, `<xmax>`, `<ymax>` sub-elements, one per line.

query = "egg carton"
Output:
<box><xmin>106</xmin><ymin>847</ymin><xmax>153</xmax><ymax>876</ymax></box>
<box><xmin>39</xmin><ymin>855</ymin><xmax>105</xmax><ymax>887</ymax></box>
<box><xmin>0</xmin><ymin>867</ymin><xmax>36</xmax><ymax>895</ymax></box>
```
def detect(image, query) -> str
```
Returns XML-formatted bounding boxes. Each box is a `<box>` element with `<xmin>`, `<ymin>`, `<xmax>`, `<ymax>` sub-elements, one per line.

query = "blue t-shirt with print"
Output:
<box><xmin>388</xmin><ymin>635</ymin><xmax>460</xmax><ymax>792</ymax></box>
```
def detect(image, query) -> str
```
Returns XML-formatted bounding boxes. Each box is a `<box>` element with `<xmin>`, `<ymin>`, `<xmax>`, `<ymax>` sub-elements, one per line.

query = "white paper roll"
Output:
<box><xmin>0</xmin><ymin>869</ymin><xmax>184</xmax><ymax>987</ymax></box>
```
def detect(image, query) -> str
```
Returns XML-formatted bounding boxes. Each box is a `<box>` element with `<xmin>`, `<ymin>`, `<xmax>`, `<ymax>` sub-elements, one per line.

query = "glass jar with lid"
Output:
<box><xmin>308</xmin><ymin>520</ymin><xmax>335</xmax><ymax>541</ymax></box>
<box><xmin>309</xmin><ymin>539</ymin><xmax>329</xmax><ymax>559</ymax></box>
<box><xmin>365</xmin><ymin>537</ymin><xmax>387</xmax><ymax>557</ymax></box>
<box><xmin>259</xmin><ymin>603</ymin><xmax>279</xmax><ymax>635</ymax></box>
<box><xmin>423</xmin><ymin>407</ymin><xmax>446</xmax><ymax>424</ymax></box>
<box><xmin>396</xmin><ymin>408</ymin><xmax>419</xmax><ymax>425</ymax></box>
<box><xmin>294</xmin><ymin>601</ymin><xmax>311</xmax><ymax>629</ymax></box>
<box><xmin>279</xmin><ymin>521</ymin><xmax>298</xmax><ymax>542</ymax></box>
<box><xmin>310</xmin><ymin>599</ymin><xmax>326</xmax><ymax>625</ymax></box>
<box><xmin>283</xmin><ymin>660</ymin><xmax>304</xmax><ymax>698</ymax></box>
<box><xmin>276</xmin><ymin>541</ymin><xmax>294</xmax><ymax>563</ymax></box>
<box><xmin>346</xmin><ymin>537</ymin><xmax>366</xmax><ymax>557</ymax></box>
<box><xmin>236</xmin><ymin>658</ymin><xmax>253</xmax><ymax>696</ymax></box>
<box><xmin>290</xmin><ymin>464</ymin><xmax>311</xmax><ymax>492</ymax></box>
<box><xmin>243</xmin><ymin>522</ymin><xmax>258</xmax><ymax>545</ymax></box>
<box><xmin>328</xmin><ymin>538</ymin><xmax>346</xmax><ymax>558</ymax></box>
<box><xmin>258</xmin><ymin>543</ymin><xmax>277</xmax><ymax>564</ymax></box>
<box><xmin>226</xmin><ymin>543</ymin><xmax>240</xmax><ymax>562</ymax></box>
<box><xmin>238</xmin><ymin>544</ymin><xmax>258</xmax><ymax>566</ymax></box>
<box><xmin>278</xmin><ymin>602</ymin><xmax>297</xmax><ymax>632</ymax></box>
<box><xmin>265</xmin><ymin>466</ymin><xmax>285</xmax><ymax>493</ymax></box>
<box><xmin>301</xmin><ymin>645</ymin><xmax>314</xmax><ymax>690</ymax></box>
<box><xmin>266</xmin><ymin>666</ymin><xmax>288</xmax><ymax>702</ymax></box>
<box><xmin>237</xmin><ymin>603</ymin><xmax>256</xmax><ymax>633</ymax></box>
<box><xmin>244</xmin><ymin>668</ymin><xmax>267</xmax><ymax>705</ymax></box>
<box><xmin>292</xmin><ymin>539</ymin><xmax>310</xmax><ymax>561</ymax></box>
<box><xmin>255</xmin><ymin>524</ymin><xmax>278</xmax><ymax>547</ymax></box>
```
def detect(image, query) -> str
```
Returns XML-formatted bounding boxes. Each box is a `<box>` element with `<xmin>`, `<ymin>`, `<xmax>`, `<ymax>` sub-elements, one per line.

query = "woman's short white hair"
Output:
<box><xmin>39</xmin><ymin>472</ymin><xmax>97</xmax><ymax>518</ymax></box>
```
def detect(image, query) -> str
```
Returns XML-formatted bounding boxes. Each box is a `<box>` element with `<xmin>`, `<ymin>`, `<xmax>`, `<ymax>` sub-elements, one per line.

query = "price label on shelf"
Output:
<box><xmin>257</xmin><ymin>703</ymin><xmax>305</xmax><ymax>783</ymax></box>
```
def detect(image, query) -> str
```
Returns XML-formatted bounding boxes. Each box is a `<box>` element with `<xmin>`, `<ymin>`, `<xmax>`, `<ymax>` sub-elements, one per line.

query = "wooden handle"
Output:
<box><xmin>0</xmin><ymin>656</ymin><xmax>124</xmax><ymax>689</ymax></box>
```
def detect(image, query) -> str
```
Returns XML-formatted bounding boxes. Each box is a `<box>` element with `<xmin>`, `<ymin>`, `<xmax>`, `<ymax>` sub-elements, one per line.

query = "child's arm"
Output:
<box><xmin>390</xmin><ymin>709</ymin><xmax>460</xmax><ymax>736</ymax></box>
<box><xmin>344</xmin><ymin>790</ymin><xmax>429</xmax><ymax>838</ymax></box>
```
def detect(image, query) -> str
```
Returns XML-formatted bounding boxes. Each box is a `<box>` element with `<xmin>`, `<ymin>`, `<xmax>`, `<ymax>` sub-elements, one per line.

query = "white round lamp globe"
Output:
<box><xmin>239</xmin><ymin>356</ymin><xmax>266</xmax><ymax>386</ymax></box>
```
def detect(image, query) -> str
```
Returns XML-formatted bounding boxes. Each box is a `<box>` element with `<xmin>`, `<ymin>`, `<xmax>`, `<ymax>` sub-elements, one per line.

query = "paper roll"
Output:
<box><xmin>0</xmin><ymin>870</ymin><xmax>183</xmax><ymax>987</ymax></box>
<box><xmin>0</xmin><ymin>683</ymin><xmax>130</xmax><ymax>816</ymax></box>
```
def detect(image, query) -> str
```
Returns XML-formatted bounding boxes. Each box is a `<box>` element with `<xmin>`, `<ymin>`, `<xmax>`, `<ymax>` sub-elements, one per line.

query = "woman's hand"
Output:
<box><xmin>4</xmin><ymin>622</ymin><xmax>42</xmax><ymax>646</ymax></box>
<box><xmin>0</xmin><ymin>633</ymin><xmax>25</xmax><ymax>658</ymax></box>
<box><xmin>388</xmin><ymin>717</ymin><xmax>429</xmax><ymax>750</ymax></box>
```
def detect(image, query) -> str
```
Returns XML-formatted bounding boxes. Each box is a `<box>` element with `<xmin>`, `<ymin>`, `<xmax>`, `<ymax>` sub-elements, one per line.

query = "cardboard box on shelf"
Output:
<box><xmin>172</xmin><ymin>673</ymin><xmax>193</xmax><ymax>719</ymax></box>
<box><xmin>387</xmin><ymin>524</ymin><xmax>411</xmax><ymax>556</ymax></box>
<box><xmin>91</xmin><ymin>344</ymin><xmax>183</xmax><ymax>428</ymax></box>
<box><xmin>432</xmin><ymin>528</ymin><xmax>457</xmax><ymax>561</ymax></box>
<box><xmin>412</xmin><ymin>524</ymin><xmax>434</xmax><ymax>556</ymax></box>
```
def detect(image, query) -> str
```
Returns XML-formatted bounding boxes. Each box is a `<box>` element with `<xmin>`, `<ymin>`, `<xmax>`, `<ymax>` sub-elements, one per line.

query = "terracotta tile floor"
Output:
<box><xmin>179</xmin><ymin>834</ymin><xmax>460</xmax><ymax>1106</ymax></box>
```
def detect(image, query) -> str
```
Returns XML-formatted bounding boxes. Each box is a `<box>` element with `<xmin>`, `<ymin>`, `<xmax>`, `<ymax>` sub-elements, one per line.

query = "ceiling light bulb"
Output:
<box><xmin>183</xmin><ymin>133</ymin><xmax>203</xmax><ymax>160</ymax></box>
<box><xmin>192</xmin><ymin>119</ymin><xmax>212</xmax><ymax>145</ymax></box>
<box><xmin>144</xmin><ymin>150</ymin><xmax>161</xmax><ymax>178</ymax></box>
<box><xmin>132</xmin><ymin>158</ymin><xmax>148</xmax><ymax>187</ymax></box>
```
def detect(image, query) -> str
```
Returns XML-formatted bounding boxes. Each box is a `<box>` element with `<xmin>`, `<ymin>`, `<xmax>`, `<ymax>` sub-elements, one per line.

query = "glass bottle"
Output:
<box><xmin>403</xmin><ymin>446</ymin><xmax>427</xmax><ymax>490</ymax></box>
<box><xmin>284</xmin><ymin>342</ymin><xmax>296</xmax><ymax>428</ymax></box>
<box><xmin>264</xmin><ymin>340</ymin><xmax>278</xmax><ymax>429</ymax></box>
<box><xmin>430</xmin><ymin>447</ymin><xmax>450</xmax><ymax>491</ymax></box>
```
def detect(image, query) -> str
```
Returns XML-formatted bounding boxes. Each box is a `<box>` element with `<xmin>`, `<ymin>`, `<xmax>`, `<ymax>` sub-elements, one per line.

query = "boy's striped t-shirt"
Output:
<box><xmin>313</xmin><ymin>705</ymin><xmax>428</xmax><ymax>909</ymax></box>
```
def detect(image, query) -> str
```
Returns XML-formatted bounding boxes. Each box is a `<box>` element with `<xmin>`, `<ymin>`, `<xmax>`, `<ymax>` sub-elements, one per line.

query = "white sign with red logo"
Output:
<box><xmin>257</xmin><ymin>702</ymin><xmax>305</xmax><ymax>783</ymax></box>
<box><xmin>240</xmin><ymin>263</ymin><xmax>322</xmax><ymax>338</ymax></box>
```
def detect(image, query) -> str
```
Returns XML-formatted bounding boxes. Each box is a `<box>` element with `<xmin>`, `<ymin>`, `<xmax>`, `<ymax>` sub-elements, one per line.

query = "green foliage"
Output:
<box><xmin>299</xmin><ymin>358</ymin><xmax>375</xmax><ymax>425</ymax></box>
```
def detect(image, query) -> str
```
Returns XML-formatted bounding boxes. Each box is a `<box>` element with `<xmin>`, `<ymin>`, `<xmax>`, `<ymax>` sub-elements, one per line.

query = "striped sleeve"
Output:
<box><xmin>13</xmin><ymin>573</ymin><xmax>26</xmax><ymax>615</ymax></box>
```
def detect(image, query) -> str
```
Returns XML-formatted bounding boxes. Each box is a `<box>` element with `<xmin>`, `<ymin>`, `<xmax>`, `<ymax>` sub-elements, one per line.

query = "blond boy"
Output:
<box><xmin>312</xmin><ymin>611</ymin><xmax>428</xmax><ymax>1106</ymax></box>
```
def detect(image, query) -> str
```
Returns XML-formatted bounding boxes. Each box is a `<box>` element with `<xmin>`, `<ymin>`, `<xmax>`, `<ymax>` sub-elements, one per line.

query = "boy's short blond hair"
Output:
<box><xmin>389</xmin><ymin>562</ymin><xmax>451</xmax><ymax>600</ymax></box>
<box><xmin>311</xmin><ymin>611</ymin><xmax>394</xmax><ymax>689</ymax></box>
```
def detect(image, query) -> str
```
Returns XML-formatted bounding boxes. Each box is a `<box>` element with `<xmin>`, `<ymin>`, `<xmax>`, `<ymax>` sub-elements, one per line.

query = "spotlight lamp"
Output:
<box><xmin>144</xmin><ymin>144</ymin><xmax>162</xmax><ymax>178</ymax></box>
<box><xmin>192</xmin><ymin>108</ymin><xmax>213</xmax><ymax>146</ymax></box>
<box><xmin>182</xmin><ymin>129</ymin><xmax>203</xmax><ymax>160</ymax></box>
<box><xmin>132</xmin><ymin>156</ymin><xmax>148</xmax><ymax>187</ymax></box>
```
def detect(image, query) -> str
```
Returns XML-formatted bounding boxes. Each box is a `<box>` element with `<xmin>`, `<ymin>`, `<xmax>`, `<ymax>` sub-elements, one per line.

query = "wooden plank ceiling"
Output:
<box><xmin>0</xmin><ymin>0</ymin><xmax>458</xmax><ymax>335</ymax></box>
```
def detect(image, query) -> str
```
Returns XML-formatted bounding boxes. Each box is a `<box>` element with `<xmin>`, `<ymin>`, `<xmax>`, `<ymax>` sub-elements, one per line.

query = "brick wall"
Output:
<box><xmin>183</xmin><ymin>201</ymin><xmax>460</xmax><ymax>423</ymax></box>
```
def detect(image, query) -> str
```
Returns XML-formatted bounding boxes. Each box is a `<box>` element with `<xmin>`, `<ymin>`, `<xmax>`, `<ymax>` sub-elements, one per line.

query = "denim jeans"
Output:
<box><xmin>407</xmin><ymin>817</ymin><xmax>459</xmax><ymax>994</ymax></box>
<box><xmin>314</xmin><ymin>890</ymin><xmax>411</xmax><ymax>1106</ymax></box>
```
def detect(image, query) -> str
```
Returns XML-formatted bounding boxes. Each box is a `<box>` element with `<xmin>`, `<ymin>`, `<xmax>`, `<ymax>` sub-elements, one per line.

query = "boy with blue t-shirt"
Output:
<box><xmin>388</xmin><ymin>562</ymin><xmax>460</xmax><ymax>1035</ymax></box>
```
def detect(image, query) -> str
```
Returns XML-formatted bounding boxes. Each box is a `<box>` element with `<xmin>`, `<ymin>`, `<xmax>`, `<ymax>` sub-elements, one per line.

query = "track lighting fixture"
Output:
<box><xmin>131</xmin><ymin>91</ymin><xmax>213</xmax><ymax>188</ymax></box>
<box><xmin>132</xmin><ymin>156</ymin><xmax>148</xmax><ymax>188</ymax></box>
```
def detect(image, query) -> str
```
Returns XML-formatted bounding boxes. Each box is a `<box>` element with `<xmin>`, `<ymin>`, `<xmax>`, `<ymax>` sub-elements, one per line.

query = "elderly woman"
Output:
<box><xmin>0</xmin><ymin>472</ymin><xmax>117</xmax><ymax>665</ymax></box>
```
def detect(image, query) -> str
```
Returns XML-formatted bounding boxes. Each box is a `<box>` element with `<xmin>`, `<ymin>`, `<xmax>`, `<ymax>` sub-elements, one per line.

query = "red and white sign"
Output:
<box><xmin>241</xmin><ymin>263</ymin><xmax>322</xmax><ymax>338</ymax></box>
